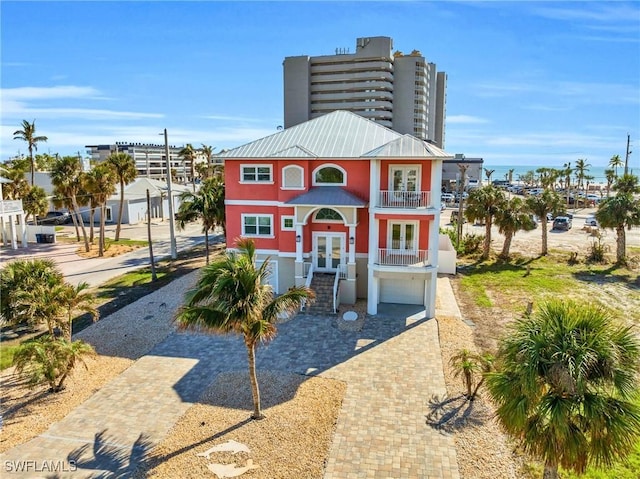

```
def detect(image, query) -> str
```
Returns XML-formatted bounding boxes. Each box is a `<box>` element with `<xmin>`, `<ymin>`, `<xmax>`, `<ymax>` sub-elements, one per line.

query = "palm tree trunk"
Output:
<box><xmin>205</xmin><ymin>228</ymin><xmax>210</xmax><ymax>265</ymax></box>
<box><xmin>89</xmin><ymin>207</ymin><xmax>95</xmax><ymax>243</ymax></box>
<box><xmin>71</xmin><ymin>196</ymin><xmax>90</xmax><ymax>252</ymax></box>
<box><xmin>247</xmin><ymin>341</ymin><xmax>264</xmax><ymax>420</ymax></box>
<box><xmin>116</xmin><ymin>179</ymin><xmax>125</xmax><ymax>241</ymax></box>
<box><xmin>99</xmin><ymin>205</ymin><xmax>106</xmax><ymax>257</ymax></box>
<box><xmin>482</xmin><ymin>218</ymin><xmax>492</xmax><ymax>259</ymax></box>
<box><xmin>616</xmin><ymin>226</ymin><xmax>626</xmax><ymax>264</ymax></box>
<box><xmin>543</xmin><ymin>462</ymin><xmax>559</xmax><ymax>479</ymax></box>
<box><xmin>501</xmin><ymin>233</ymin><xmax>513</xmax><ymax>258</ymax></box>
<box><xmin>29</xmin><ymin>146</ymin><xmax>35</xmax><ymax>186</ymax></box>
<box><xmin>541</xmin><ymin>221</ymin><xmax>549</xmax><ymax>256</ymax></box>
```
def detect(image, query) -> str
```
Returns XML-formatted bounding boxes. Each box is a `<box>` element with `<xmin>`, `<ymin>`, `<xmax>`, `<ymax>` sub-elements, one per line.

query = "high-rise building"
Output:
<box><xmin>283</xmin><ymin>36</ymin><xmax>447</xmax><ymax>148</ymax></box>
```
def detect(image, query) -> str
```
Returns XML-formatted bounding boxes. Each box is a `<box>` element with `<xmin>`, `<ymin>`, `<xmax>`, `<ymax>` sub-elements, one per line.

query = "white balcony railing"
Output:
<box><xmin>376</xmin><ymin>248</ymin><xmax>430</xmax><ymax>267</ymax></box>
<box><xmin>377</xmin><ymin>191</ymin><xmax>431</xmax><ymax>209</ymax></box>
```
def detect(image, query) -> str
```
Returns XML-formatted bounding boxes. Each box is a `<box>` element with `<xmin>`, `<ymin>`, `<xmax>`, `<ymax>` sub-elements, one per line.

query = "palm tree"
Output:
<box><xmin>486</xmin><ymin>300</ymin><xmax>640</xmax><ymax>479</ymax></box>
<box><xmin>574</xmin><ymin>158</ymin><xmax>591</xmax><ymax>193</ymax></box>
<box><xmin>525</xmin><ymin>189</ymin><xmax>564</xmax><ymax>256</ymax></box>
<box><xmin>106</xmin><ymin>152</ymin><xmax>137</xmax><ymax>241</ymax></box>
<box><xmin>175</xmin><ymin>238</ymin><xmax>314</xmax><ymax>419</ymax></box>
<box><xmin>51</xmin><ymin>156</ymin><xmax>90</xmax><ymax>252</ymax></box>
<box><xmin>13</xmin><ymin>336</ymin><xmax>96</xmax><ymax>392</ymax></box>
<box><xmin>176</xmin><ymin>177</ymin><xmax>225</xmax><ymax>264</ymax></box>
<box><xmin>13</xmin><ymin>281</ymin><xmax>67</xmax><ymax>336</ymax></box>
<box><xmin>494</xmin><ymin>197</ymin><xmax>537</xmax><ymax>259</ymax></box>
<box><xmin>13</xmin><ymin>119</ymin><xmax>48</xmax><ymax>185</ymax></box>
<box><xmin>561</xmin><ymin>162</ymin><xmax>573</xmax><ymax>209</ymax></box>
<box><xmin>449</xmin><ymin>349</ymin><xmax>494</xmax><ymax>400</ymax></box>
<box><xmin>58</xmin><ymin>282</ymin><xmax>98</xmax><ymax>341</ymax></box>
<box><xmin>484</xmin><ymin>168</ymin><xmax>495</xmax><ymax>183</ymax></box>
<box><xmin>22</xmin><ymin>185</ymin><xmax>48</xmax><ymax>224</ymax></box>
<box><xmin>604</xmin><ymin>168</ymin><xmax>616</xmax><ymax>197</ymax></box>
<box><xmin>508</xmin><ymin>168</ymin><xmax>515</xmax><ymax>184</ymax></box>
<box><xmin>1</xmin><ymin>163</ymin><xmax>30</xmax><ymax>200</ymax></box>
<box><xmin>609</xmin><ymin>154</ymin><xmax>623</xmax><ymax>177</ymax></box>
<box><xmin>0</xmin><ymin>259</ymin><xmax>63</xmax><ymax>327</ymax></box>
<box><xmin>464</xmin><ymin>185</ymin><xmax>506</xmax><ymax>259</ymax></box>
<box><xmin>179</xmin><ymin>143</ymin><xmax>197</xmax><ymax>191</ymax></box>
<box><xmin>86</xmin><ymin>163</ymin><xmax>117</xmax><ymax>256</ymax></box>
<box><xmin>596</xmin><ymin>174</ymin><xmax>640</xmax><ymax>264</ymax></box>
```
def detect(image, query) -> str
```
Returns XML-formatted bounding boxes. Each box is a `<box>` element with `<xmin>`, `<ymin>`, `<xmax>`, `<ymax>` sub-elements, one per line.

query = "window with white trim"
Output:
<box><xmin>242</xmin><ymin>214</ymin><xmax>273</xmax><ymax>236</ymax></box>
<box><xmin>241</xmin><ymin>164</ymin><xmax>272</xmax><ymax>183</ymax></box>
<box><xmin>282</xmin><ymin>165</ymin><xmax>304</xmax><ymax>189</ymax></box>
<box><xmin>313</xmin><ymin>164</ymin><xmax>346</xmax><ymax>186</ymax></box>
<box><xmin>281</xmin><ymin>216</ymin><xmax>295</xmax><ymax>231</ymax></box>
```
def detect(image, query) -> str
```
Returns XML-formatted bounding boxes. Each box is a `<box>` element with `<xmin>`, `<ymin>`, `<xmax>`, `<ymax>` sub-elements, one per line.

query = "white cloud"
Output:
<box><xmin>532</xmin><ymin>4</ymin><xmax>640</xmax><ymax>24</ymax></box>
<box><xmin>446</xmin><ymin>115</ymin><xmax>489</xmax><ymax>124</ymax></box>
<box><xmin>2</xmin><ymin>85</ymin><xmax>102</xmax><ymax>100</ymax></box>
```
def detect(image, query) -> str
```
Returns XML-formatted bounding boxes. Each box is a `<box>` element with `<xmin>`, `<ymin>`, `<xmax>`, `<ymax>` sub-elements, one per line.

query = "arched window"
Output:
<box><xmin>313</xmin><ymin>164</ymin><xmax>346</xmax><ymax>186</ymax></box>
<box><xmin>282</xmin><ymin>165</ymin><xmax>304</xmax><ymax>189</ymax></box>
<box><xmin>314</xmin><ymin>208</ymin><xmax>343</xmax><ymax>222</ymax></box>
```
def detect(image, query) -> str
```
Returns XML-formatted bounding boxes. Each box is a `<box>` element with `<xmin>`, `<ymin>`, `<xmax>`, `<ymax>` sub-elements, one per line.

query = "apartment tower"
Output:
<box><xmin>283</xmin><ymin>36</ymin><xmax>447</xmax><ymax>148</ymax></box>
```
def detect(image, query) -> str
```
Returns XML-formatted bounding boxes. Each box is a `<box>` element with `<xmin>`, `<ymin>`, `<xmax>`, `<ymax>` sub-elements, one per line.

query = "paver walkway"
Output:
<box><xmin>1</xmin><ymin>280</ymin><xmax>460</xmax><ymax>478</ymax></box>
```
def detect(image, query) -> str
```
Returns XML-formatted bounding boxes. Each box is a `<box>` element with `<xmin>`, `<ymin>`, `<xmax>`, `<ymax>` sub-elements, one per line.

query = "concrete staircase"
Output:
<box><xmin>307</xmin><ymin>273</ymin><xmax>337</xmax><ymax>315</ymax></box>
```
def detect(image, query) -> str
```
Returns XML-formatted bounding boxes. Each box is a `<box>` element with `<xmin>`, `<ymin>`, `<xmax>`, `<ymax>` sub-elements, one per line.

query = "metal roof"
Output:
<box><xmin>219</xmin><ymin>111</ymin><xmax>452</xmax><ymax>159</ymax></box>
<box><xmin>285</xmin><ymin>187</ymin><xmax>367</xmax><ymax>207</ymax></box>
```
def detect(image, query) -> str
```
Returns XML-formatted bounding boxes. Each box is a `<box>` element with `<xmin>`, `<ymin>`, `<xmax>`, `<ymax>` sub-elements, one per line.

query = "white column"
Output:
<box><xmin>348</xmin><ymin>225</ymin><xmax>355</xmax><ymax>264</ymax></box>
<box><xmin>18</xmin><ymin>213</ymin><xmax>27</xmax><ymax>247</ymax></box>
<box><xmin>9</xmin><ymin>214</ymin><xmax>17</xmax><ymax>249</ymax></box>
<box><xmin>367</xmin><ymin>276</ymin><xmax>378</xmax><ymax>315</ymax></box>
<box><xmin>295</xmin><ymin>224</ymin><xmax>303</xmax><ymax>262</ymax></box>
<box><xmin>0</xmin><ymin>217</ymin><xmax>6</xmax><ymax>246</ymax></box>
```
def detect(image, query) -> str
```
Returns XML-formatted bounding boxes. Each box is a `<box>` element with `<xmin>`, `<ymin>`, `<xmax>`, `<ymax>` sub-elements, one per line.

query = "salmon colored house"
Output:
<box><xmin>219</xmin><ymin>111</ymin><xmax>452</xmax><ymax>317</ymax></box>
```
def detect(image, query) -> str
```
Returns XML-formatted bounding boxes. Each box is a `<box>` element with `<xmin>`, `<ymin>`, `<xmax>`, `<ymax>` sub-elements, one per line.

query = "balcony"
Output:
<box><xmin>377</xmin><ymin>191</ymin><xmax>431</xmax><ymax>209</ymax></box>
<box><xmin>376</xmin><ymin>248</ymin><xmax>430</xmax><ymax>267</ymax></box>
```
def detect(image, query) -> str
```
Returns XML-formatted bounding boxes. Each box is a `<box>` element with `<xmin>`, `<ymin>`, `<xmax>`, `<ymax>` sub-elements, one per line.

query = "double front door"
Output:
<box><xmin>313</xmin><ymin>233</ymin><xmax>344</xmax><ymax>271</ymax></box>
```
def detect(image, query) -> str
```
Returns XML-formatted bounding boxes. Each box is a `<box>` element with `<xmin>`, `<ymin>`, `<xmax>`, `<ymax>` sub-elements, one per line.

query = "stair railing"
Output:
<box><xmin>332</xmin><ymin>263</ymin><xmax>347</xmax><ymax>314</ymax></box>
<box><xmin>302</xmin><ymin>262</ymin><xmax>314</xmax><ymax>311</ymax></box>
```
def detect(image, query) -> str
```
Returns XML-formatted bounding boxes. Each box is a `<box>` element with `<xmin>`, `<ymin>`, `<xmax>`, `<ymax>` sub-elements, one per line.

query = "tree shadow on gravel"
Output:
<box><xmin>425</xmin><ymin>394</ymin><xmax>491</xmax><ymax>433</ymax></box>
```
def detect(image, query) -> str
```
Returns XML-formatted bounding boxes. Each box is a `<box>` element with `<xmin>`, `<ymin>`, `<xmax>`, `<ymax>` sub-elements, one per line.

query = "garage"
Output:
<box><xmin>256</xmin><ymin>260</ymin><xmax>278</xmax><ymax>294</ymax></box>
<box><xmin>379</xmin><ymin>278</ymin><xmax>424</xmax><ymax>305</ymax></box>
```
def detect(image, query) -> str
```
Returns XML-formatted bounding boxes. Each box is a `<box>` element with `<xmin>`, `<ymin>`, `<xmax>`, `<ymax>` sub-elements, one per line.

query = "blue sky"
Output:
<box><xmin>1</xmin><ymin>1</ymin><xmax>639</xmax><ymax>168</ymax></box>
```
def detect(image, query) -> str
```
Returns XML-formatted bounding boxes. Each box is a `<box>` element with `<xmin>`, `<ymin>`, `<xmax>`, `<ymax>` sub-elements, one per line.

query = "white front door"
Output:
<box><xmin>313</xmin><ymin>233</ymin><xmax>345</xmax><ymax>271</ymax></box>
<box><xmin>391</xmin><ymin>166</ymin><xmax>419</xmax><ymax>193</ymax></box>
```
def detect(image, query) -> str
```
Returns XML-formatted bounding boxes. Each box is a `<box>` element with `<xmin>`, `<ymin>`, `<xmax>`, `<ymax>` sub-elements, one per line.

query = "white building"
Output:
<box><xmin>283</xmin><ymin>36</ymin><xmax>447</xmax><ymax>148</ymax></box>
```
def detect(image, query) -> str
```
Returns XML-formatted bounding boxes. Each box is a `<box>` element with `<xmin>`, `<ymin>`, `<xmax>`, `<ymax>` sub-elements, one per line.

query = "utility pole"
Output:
<box><xmin>163</xmin><ymin>129</ymin><xmax>178</xmax><ymax>259</ymax></box>
<box><xmin>146</xmin><ymin>189</ymin><xmax>157</xmax><ymax>281</ymax></box>
<box><xmin>624</xmin><ymin>133</ymin><xmax>632</xmax><ymax>175</ymax></box>
<box><xmin>456</xmin><ymin>164</ymin><xmax>469</xmax><ymax>250</ymax></box>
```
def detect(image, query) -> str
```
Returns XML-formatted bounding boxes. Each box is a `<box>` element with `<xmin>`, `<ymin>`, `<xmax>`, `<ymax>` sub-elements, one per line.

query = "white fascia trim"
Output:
<box><xmin>226</xmin><ymin>200</ymin><xmax>284</xmax><ymax>207</ymax></box>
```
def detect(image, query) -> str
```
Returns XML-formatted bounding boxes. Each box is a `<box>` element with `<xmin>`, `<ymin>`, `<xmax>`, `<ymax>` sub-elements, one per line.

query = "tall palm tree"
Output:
<box><xmin>494</xmin><ymin>197</ymin><xmax>536</xmax><ymax>259</ymax></box>
<box><xmin>175</xmin><ymin>238</ymin><xmax>314</xmax><ymax>419</ymax></box>
<box><xmin>176</xmin><ymin>177</ymin><xmax>225</xmax><ymax>264</ymax></box>
<box><xmin>484</xmin><ymin>168</ymin><xmax>495</xmax><ymax>183</ymax></box>
<box><xmin>561</xmin><ymin>162</ymin><xmax>573</xmax><ymax>209</ymax></box>
<box><xmin>609</xmin><ymin>154</ymin><xmax>623</xmax><ymax>178</ymax></box>
<box><xmin>596</xmin><ymin>174</ymin><xmax>640</xmax><ymax>264</ymax></box>
<box><xmin>526</xmin><ymin>190</ymin><xmax>564</xmax><ymax>256</ymax></box>
<box><xmin>604</xmin><ymin>168</ymin><xmax>616</xmax><ymax>197</ymax></box>
<box><xmin>201</xmin><ymin>144</ymin><xmax>215</xmax><ymax>167</ymax></box>
<box><xmin>86</xmin><ymin>163</ymin><xmax>117</xmax><ymax>256</ymax></box>
<box><xmin>574</xmin><ymin>158</ymin><xmax>591</xmax><ymax>192</ymax></box>
<box><xmin>486</xmin><ymin>300</ymin><xmax>640</xmax><ymax>479</ymax></box>
<box><xmin>464</xmin><ymin>185</ymin><xmax>506</xmax><ymax>259</ymax></box>
<box><xmin>58</xmin><ymin>282</ymin><xmax>98</xmax><ymax>341</ymax></box>
<box><xmin>51</xmin><ymin>156</ymin><xmax>90</xmax><ymax>252</ymax></box>
<box><xmin>106</xmin><ymin>152</ymin><xmax>137</xmax><ymax>241</ymax></box>
<box><xmin>13</xmin><ymin>119</ymin><xmax>48</xmax><ymax>185</ymax></box>
<box><xmin>179</xmin><ymin>143</ymin><xmax>196</xmax><ymax>191</ymax></box>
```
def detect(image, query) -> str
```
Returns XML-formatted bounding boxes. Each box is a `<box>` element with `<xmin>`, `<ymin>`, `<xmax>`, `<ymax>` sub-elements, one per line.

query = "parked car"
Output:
<box><xmin>441</xmin><ymin>193</ymin><xmax>455</xmax><ymax>203</ymax></box>
<box><xmin>552</xmin><ymin>216</ymin><xmax>572</xmax><ymax>231</ymax></box>
<box><xmin>584</xmin><ymin>215</ymin><xmax>599</xmax><ymax>228</ymax></box>
<box><xmin>586</xmin><ymin>194</ymin><xmax>602</xmax><ymax>204</ymax></box>
<box><xmin>450</xmin><ymin>210</ymin><xmax>466</xmax><ymax>224</ymax></box>
<box><xmin>37</xmin><ymin>211</ymin><xmax>72</xmax><ymax>225</ymax></box>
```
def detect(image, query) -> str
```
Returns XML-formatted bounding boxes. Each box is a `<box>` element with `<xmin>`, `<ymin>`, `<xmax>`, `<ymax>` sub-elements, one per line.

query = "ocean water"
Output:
<box><xmin>482</xmin><ymin>165</ymin><xmax>624</xmax><ymax>185</ymax></box>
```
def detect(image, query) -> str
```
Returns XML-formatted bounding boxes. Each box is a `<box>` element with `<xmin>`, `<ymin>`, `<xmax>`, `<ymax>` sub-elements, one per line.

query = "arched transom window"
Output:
<box><xmin>313</xmin><ymin>164</ymin><xmax>346</xmax><ymax>186</ymax></box>
<box><xmin>314</xmin><ymin>208</ymin><xmax>343</xmax><ymax>222</ymax></box>
<box><xmin>282</xmin><ymin>165</ymin><xmax>304</xmax><ymax>189</ymax></box>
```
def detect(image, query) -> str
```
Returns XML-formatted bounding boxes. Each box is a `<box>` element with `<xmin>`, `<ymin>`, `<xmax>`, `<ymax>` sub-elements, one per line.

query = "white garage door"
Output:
<box><xmin>379</xmin><ymin>278</ymin><xmax>424</xmax><ymax>305</ymax></box>
<box><xmin>256</xmin><ymin>260</ymin><xmax>278</xmax><ymax>294</ymax></box>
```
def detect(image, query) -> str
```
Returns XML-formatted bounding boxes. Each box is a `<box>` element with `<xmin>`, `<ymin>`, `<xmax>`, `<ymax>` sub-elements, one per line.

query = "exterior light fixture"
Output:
<box><xmin>296</xmin><ymin>235</ymin><xmax>301</xmax><ymax>243</ymax></box>
<box><xmin>349</xmin><ymin>236</ymin><xmax>355</xmax><ymax>245</ymax></box>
